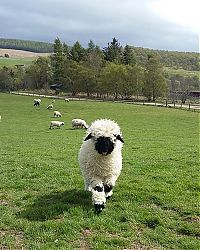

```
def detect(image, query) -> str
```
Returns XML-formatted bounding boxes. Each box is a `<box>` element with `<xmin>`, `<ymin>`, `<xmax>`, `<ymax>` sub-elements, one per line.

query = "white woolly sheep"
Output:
<box><xmin>49</xmin><ymin>121</ymin><xmax>64</xmax><ymax>129</ymax></box>
<box><xmin>54</xmin><ymin>111</ymin><xmax>62</xmax><ymax>117</ymax></box>
<box><xmin>65</xmin><ymin>98</ymin><xmax>69</xmax><ymax>102</ymax></box>
<box><xmin>72</xmin><ymin>118</ymin><xmax>88</xmax><ymax>129</ymax></box>
<box><xmin>33</xmin><ymin>98</ymin><xmax>41</xmax><ymax>106</ymax></box>
<box><xmin>78</xmin><ymin>119</ymin><xmax>124</xmax><ymax>213</ymax></box>
<box><xmin>47</xmin><ymin>104</ymin><xmax>53</xmax><ymax>110</ymax></box>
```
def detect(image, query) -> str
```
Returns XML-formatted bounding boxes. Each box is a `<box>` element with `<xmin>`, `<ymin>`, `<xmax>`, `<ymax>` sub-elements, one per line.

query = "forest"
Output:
<box><xmin>0</xmin><ymin>37</ymin><xmax>199</xmax><ymax>103</ymax></box>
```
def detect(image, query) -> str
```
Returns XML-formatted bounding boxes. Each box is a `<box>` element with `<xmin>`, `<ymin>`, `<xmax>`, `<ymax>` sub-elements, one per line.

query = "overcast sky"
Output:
<box><xmin>0</xmin><ymin>0</ymin><xmax>199</xmax><ymax>52</ymax></box>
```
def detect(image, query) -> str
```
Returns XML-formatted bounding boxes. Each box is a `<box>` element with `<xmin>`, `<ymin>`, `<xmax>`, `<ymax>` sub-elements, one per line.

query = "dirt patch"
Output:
<box><xmin>0</xmin><ymin>229</ymin><xmax>25</xmax><ymax>250</ymax></box>
<box><xmin>0</xmin><ymin>48</ymin><xmax>51</xmax><ymax>58</ymax></box>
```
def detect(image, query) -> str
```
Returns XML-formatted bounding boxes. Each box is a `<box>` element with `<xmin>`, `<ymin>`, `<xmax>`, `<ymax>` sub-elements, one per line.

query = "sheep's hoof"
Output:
<box><xmin>94</xmin><ymin>203</ymin><xmax>105</xmax><ymax>214</ymax></box>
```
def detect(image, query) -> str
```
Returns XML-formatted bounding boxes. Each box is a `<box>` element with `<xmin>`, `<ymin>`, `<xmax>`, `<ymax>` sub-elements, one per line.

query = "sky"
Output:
<box><xmin>0</xmin><ymin>0</ymin><xmax>199</xmax><ymax>52</ymax></box>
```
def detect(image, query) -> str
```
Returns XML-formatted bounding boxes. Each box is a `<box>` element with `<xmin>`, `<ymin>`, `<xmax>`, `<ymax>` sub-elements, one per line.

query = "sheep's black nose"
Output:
<box><xmin>95</xmin><ymin>137</ymin><xmax>114</xmax><ymax>155</ymax></box>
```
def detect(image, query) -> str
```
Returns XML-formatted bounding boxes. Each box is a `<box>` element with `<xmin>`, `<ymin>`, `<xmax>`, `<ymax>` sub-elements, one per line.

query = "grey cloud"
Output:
<box><xmin>0</xmin><ymin>0</ymin><xmax>198</xmax><ymax>51</ymax></box>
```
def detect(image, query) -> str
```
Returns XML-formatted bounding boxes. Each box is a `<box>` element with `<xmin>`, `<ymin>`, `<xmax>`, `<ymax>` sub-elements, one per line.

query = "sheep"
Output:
<box><xmin>78</xmin><ymin>119</ymin><xmax>124</xmax><ymax>213</ymax></box>
<box><xmin>47</xmin><ymin>104</ymin><xmax>53</xmax><ymax>110</ymax></box>
<box><xmin>49</xmin><ymin>121</ymin><xmax>64</xmax><ymax>129</ymax></box>
<box><xmin>0</xmin><ymin>115</ymin><xmax>1</xmax><ymax>121</ymax></box>
<box><xmin>72</xmin><ymin>118</ymin><xmax>88</xmax><ymax>129</ymax></box>
<box><xmin>65</xmin><ymin>98</ymin><xmax>69</xmax><ymax>102</ymax></box>
<box><xmin>33</xmin><ymin>98</ymin><xmax>41</xmax><ymax>106</ymax></box>
<box><xmin>54</xmin><ymin>111</ymin><xmax>62</xmax><ymax>117</ymax></box>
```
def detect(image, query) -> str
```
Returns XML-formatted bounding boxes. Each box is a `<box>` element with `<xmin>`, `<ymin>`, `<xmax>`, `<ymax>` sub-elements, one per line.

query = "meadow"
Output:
<box><xmin>0</xmin><ymin>58</ymin><xmax>34</xmax><ymax>68</ymax></box>
<box><xmin>0</xmin><ymin>93</ymin><xmax>199</xmax><ymax>249</ymax></box>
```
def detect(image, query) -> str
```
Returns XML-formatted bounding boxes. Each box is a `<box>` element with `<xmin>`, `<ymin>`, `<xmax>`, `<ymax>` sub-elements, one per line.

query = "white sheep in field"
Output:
<box><xmin>49</xmin><ymin>121</ymin><xmax>64</xmax><ymax>129</ymax></box>
<box><xmin>54</xmin><ymin>111</ymin><xmax>62</xmax><ymax>117</ymax></box>
<box><xmin>65</xmin><ymin>98</ymin><xmax>69</xmax><ymax>102</ymax></box>
<box><xmin>72</xmin><ymin>119</ymin><xmax>88</xmax><ymax>129</ymax></box>
<box><xmin>78</xmin><ymin>119</ymin><xmax>124</xmax><ymax>213</ymax></box>
<box><xmin>33</xmin><ymin>98</ymin><xmax>41</xmax><ymax>106</ymax></box>
<box><xmin>47</xmin><ymin>104</ymin><xmax>53</xmax><ymax>110</ymax></box>
<box><xmin>0</xmin><ymin>115</ymin><xmax>1</xmax><ymax>121</ymax></box>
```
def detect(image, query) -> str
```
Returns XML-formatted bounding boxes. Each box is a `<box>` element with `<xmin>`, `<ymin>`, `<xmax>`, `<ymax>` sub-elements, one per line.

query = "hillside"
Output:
<box><xmin>0</xmin><ymin>38</ymin><xmax>53</xmax><ymax>53</ymax></box>
<box><xmin>0</xmin><ymin>48</ymin><xmax>51</xmax><ymax>58</ymax></box>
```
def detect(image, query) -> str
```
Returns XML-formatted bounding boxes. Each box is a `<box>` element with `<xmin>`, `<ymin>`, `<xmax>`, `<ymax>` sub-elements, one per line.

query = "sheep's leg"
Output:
<box><xmin>104</xmin><ymin>176</ymin><xmax>118</xmax><ymax>199</ymax></box>
<box><xmin>90</xmin><ymin>179</ymin><xmax>106</xmax><ymax>214</ymax></box>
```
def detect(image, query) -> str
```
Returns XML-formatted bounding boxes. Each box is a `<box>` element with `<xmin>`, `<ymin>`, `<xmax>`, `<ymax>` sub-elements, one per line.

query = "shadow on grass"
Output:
<box><xmin>18</xmin><ymin>189</ymin><xmax>91</xmax><ymax>221</ymax></box>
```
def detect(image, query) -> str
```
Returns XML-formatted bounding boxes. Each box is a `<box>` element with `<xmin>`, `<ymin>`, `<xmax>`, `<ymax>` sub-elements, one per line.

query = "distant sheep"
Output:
<box><xmin>54</xmin><ymin>111</ymin><xmax>62</xmax><ymax>117</ymax></box>
<box><xmin>49</xmin><ymin>121</ymin><xmax>64</xmax><ymax>129</ymax></box>
<box><xmin>33</xmin><ymin>99</ymin><xmax>41</xmax><ymax>106</ymax></box>
<box><xmin>65</xmin><ymin>98</ymin><xmax>69</xmax><ymax>102</ymax></box>
<box><xmin>72</xmin><ymin>119</ymin><xmax>88</xmax><ymax>129</ymax></box>
<box><xmin>78</xmin><ymin>119</ymin><xmax>124</xmax><ymax>213</ymax></box>
<box><xmin>0</xmin><ymin>115</ymin><xmax>1</xmax><ymax>121</ymax></box>
<box><xmin>47</xmin><ymin>104</ymin><xmax>53</xmax><ymax>110</ymax></box>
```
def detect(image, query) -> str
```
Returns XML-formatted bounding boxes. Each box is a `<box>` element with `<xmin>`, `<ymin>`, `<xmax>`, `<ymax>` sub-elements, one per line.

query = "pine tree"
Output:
<box><xmin>103</xmin><ymin>37</ymin><xmax>123</xmax><ymax>64</ymax></box>
<box><xmin>70</xmin><ymin>41</ymin><xmax>86</xmax><ymax>62</ymax></box>
<box><xmin>123</xmin><ymin>45</ymin><xmax>136</xmax><ymax>66</ymax></box>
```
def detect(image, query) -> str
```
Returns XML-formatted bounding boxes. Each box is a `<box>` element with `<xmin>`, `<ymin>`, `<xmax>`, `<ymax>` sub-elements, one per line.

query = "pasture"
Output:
<box><xmin>0</xmin><ymin>58</ymin><xmax>34</xmax><ymax>68</ymax></box>
<box><xmin>0</xmin><ymin>93</ymin><xmax>199</xmax><ymax>249</ymax></box>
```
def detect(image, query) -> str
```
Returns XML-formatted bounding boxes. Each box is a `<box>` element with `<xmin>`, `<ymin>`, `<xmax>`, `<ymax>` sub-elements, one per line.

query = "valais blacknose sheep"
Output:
<box><xmin>78</xmin><ymin>119</ymin><xmax>124</xmax><ymax>213</ymax></box>
<box><xmin>72</xmin><ymin>118</ymin><xmax>88</xmax><ymax>129</ymax></box>
<box><xmin>33</xmin><ymin>99</ymin><xmax>41</xmax><ymax>106</ymax></box>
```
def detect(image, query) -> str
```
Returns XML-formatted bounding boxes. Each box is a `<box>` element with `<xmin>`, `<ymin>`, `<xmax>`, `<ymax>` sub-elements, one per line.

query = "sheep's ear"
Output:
<box><xmin>116</xmin><ymin>134</ymin><xmax>124</xmax><ymax>143</ymax></box>
<box><xmin>84</xmin><ymin>133</ymin><xmax>93</xmax><ymax>141</ymax></box>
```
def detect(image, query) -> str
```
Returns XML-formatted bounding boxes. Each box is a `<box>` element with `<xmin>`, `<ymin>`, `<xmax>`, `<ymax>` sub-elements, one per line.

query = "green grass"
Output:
<box><xmin>0</xmin><ymin>58</ymin><xmax>35</xmax><ymax>68</ymax></box>
<box><xmin>164</xmin><ymin>67</ymin><xmax>200</xmax><ymax>77</ymax></box>
<box><xmin>0</xmin><ymin>93</ymin><xmax>199</xmax><ymax>249</ymax></box>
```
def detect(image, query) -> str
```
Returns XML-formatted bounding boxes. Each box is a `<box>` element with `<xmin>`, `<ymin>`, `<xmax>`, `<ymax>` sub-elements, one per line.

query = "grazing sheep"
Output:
<box><xmin>78</xmin><ymin>119</ymin><xmax>124</xmax><ymax>213</ymax></box>
<box><xmin>72</xmin><ymin>119</ymin><xmax>88</xmax><ymax>129</ymax></box>
<box><xmin>33</xmin><ymin>98</ymin><xmax>41</xmax><ymax>106</ymax></box>
<box><xmin>54</xmin><ymin>111</ymin><xmax>62</xmax><ymax>117</ymax></box>
<box><xmin>47</xmin><ymin>104</ymin><xmax>53</xmax><ymax>110</ymax></box>
<box><xmin>49</xmin><ymin>121</ymin><xmax>64</xmax><ymax>129</ymax></box>
<box><xmin>65</xmin><ymin>98</ymin><xmax>69</xmax><ymax>102</ymax></box>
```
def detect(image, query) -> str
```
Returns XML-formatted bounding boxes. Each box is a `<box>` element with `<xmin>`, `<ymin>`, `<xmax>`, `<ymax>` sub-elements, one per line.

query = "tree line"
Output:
<box><xmin>0</xmin><ymin>38</ymin><xmax>199</xmax><ymax>71</ymax></box>
<box><xmin>0</xmin><ymin>38</ymin><xmax>199</xmax><ymax>102</ymax></box>
<box><xmin>0</xmin><ymin>38</ymin><xmax>54</xmax><ymax>53</ymax></box>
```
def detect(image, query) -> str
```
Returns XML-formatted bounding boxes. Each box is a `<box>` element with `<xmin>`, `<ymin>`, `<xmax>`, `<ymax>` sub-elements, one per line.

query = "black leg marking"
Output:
<box><xmin>94</xmin><ymin>203</ymin><xmax>105</xmax><ymax>214</ymax></box>
<box><xmin>104</xmin><ymin>184</ymin><xmax>113</xmax><ymax>193</ymax></box>
<box><xmin>94</xmin><ymin>185</ymin><xmax>104</xmax><ymax>192</ymax></box>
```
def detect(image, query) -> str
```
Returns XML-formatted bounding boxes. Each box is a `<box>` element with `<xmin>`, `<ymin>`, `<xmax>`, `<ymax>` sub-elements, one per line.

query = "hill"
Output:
<box><xmin>0</xmin><ymin>48</ymin><xmax>51</xmax><ymax>58</ymax></box>
<box><xmin>0</xmin><ymin>38</ymin><xmax>53</xmax><ymax>53</ymax></box>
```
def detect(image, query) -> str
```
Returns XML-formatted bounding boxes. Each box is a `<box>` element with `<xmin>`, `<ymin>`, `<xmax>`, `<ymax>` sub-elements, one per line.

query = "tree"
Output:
<box><xmin>103</xmin><ymin>37</ymin><xmax>123</xmax><ymax>64</ymax></box>
<box><xmin>70</xmin><ymin>41</ymin><xmax>86</xmax><ymax>62</ymax></box>
<box><xmin>123</xmin><ymin>45</ymin><xmax>136</xmax><ymax>66</ymax></box>
<box><xmin>25</xmin><ymin>57</ymin><xmax>52</xmax><ymax>89</ymax></box>
<box><xmin>0</xmin><ymin>67</ymin><xmax>13</xmax><ymax>91</ymax></box>
<box><xmin>52</xmin><ymin>37</ymin><xmax>66</xmax><ymax>84</ymax></box>
<box><xmin>143</xmin><ymin>53</ymin><xmax>167</xmax><ymax>101</ymax></box>
<box><xmin>100</xmin><ymin>63</ymin><xmax>127</xmax><ymax>99</ymax></box>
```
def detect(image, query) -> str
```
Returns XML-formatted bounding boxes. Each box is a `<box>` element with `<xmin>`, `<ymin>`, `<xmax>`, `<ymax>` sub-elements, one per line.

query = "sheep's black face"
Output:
<box><xmin>95</xmin><ymin>137</ymin><xmax>114</xmax><ymax>156</ymax></box>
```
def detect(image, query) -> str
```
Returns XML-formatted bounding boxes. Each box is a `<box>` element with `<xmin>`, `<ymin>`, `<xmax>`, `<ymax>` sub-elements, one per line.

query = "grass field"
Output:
<box><xmin>0</xmin><ymin>93</ymin><xmax>199</xmax><ymax>249</ymax></box>
<box><xmin>164</xmin><ymin>67</ymin><xmax>200</xmax><ymax>78</ymax></box>
<box><xmin>0</xmin><ymin>58</ymin><xmax>35</xmax><ymax>68</ymax></box>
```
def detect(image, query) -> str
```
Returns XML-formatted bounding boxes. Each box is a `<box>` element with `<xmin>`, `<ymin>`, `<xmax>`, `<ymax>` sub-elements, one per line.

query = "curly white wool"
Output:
<box><xmin>72</xmin><ymin>118</ymin><xmax>88</xmax><ymax>129</ymax></box>
<box><xmin>78</xmin><ymin>119</ymin><xmax>124</xmax><ymax>213</ymax></box>
<box><xmin>54</xmin><ymin>111</ymin><xmax>62</xmax><ymax>117</ymax></box>
<box><xmin>49</xmin><ymin>121</ymin><xmax>64</xmax><ymax>129</ymax></box>
<box><xmin>47</xmin><ymin>104</ymin><xmax>53</xmax><ymax>110</ymax></box>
